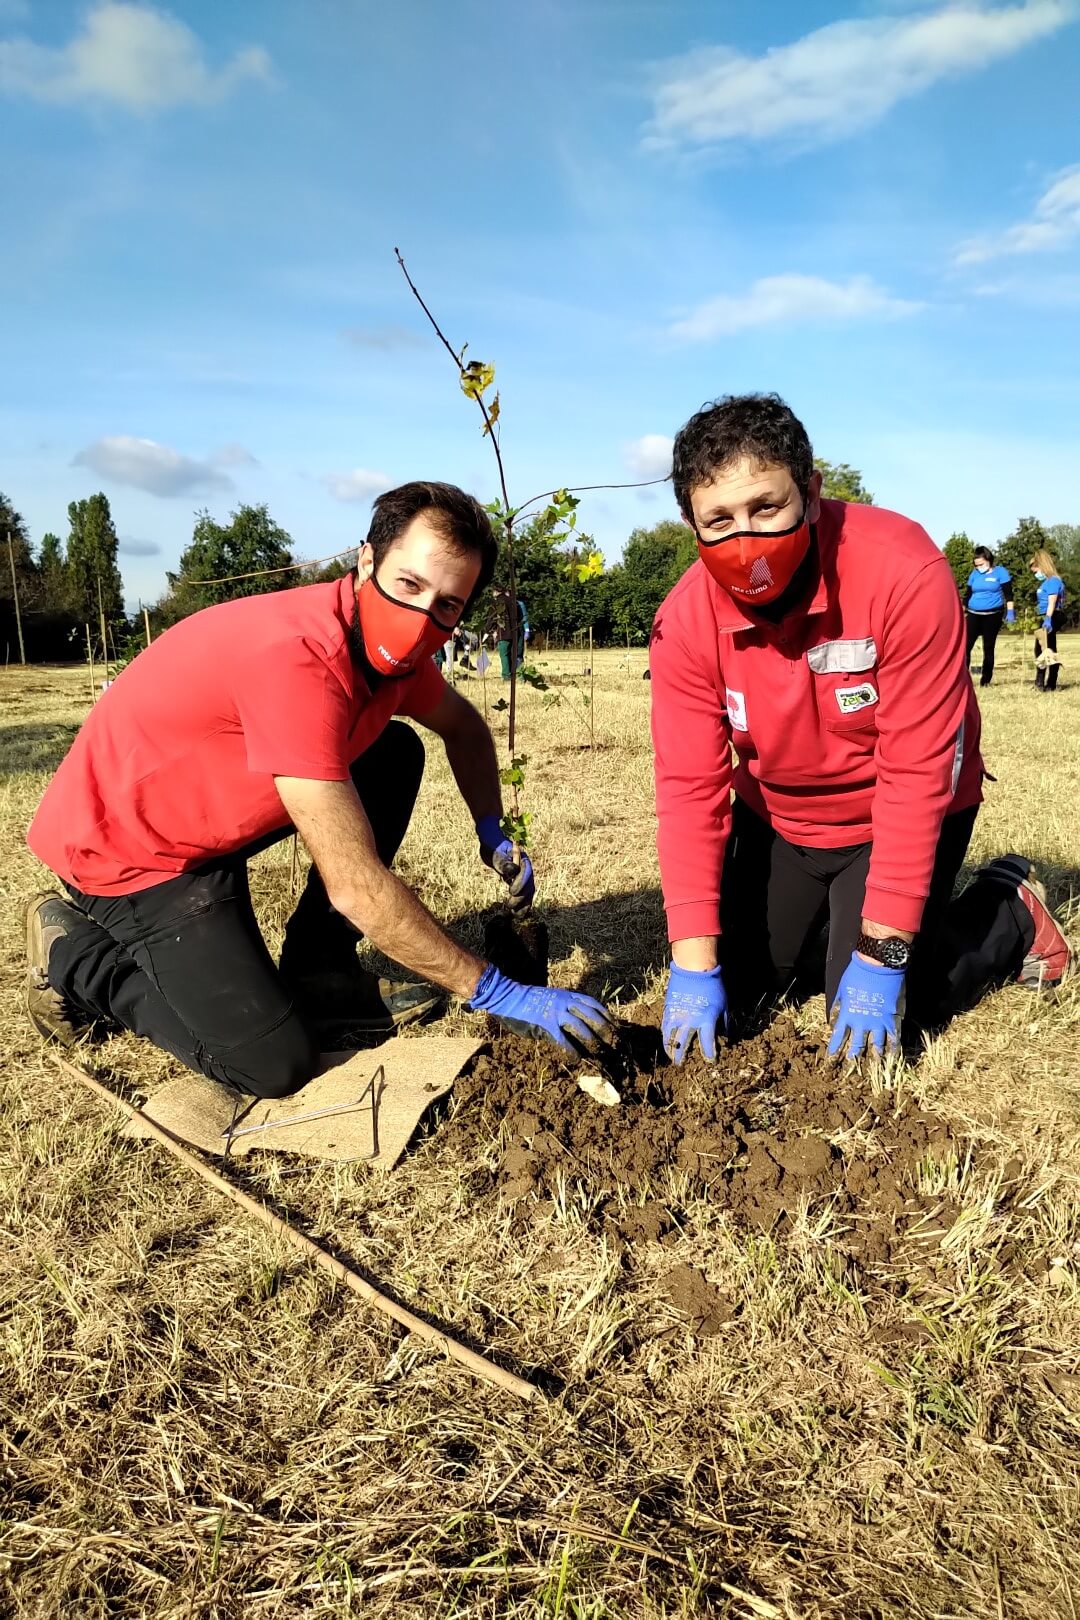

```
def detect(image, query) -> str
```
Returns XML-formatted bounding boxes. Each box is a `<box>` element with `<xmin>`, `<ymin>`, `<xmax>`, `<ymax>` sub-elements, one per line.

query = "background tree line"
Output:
<box><xmin>3</xmin><ymin>457</ymin><xmax>1075</xmax><ymax>667</ymax></box>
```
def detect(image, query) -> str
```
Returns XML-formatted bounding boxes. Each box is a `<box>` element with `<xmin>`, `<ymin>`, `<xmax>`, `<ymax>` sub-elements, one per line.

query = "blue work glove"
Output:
<box><xmin>468</xmin><ymin>963</ymin><xmax>615</xmax><ymax>1053</ymax></box>
<box><xmin>828</xmin><ymin>954</ymin><xmax>906</xmax><ymax>1059</ymax></box>
<box><xmin>1005</xmin><ymin>607</ymin><xmax>1015</xmax><ymax>624</ymax></box>
<box><xmin>1042</xmin><ymin>615</ymin><xmax>1053</xmax><ymax>632</ymax></box>
<box><xmin>662</xmin><ymin>963</ymin><xmax>728</xmax><ymax>1065</ymax></box>
<box><xmin>476</xmin><ymin>813</ymin><xmax>535</xmax><ymax>913</ymax></box>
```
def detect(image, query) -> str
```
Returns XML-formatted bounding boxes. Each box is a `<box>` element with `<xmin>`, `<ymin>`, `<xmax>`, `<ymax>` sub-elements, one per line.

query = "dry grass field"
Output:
<box><xmin>2</xmin><ymin>637</ymin><xmax>1079</xmax><ymax>1619</ymax></box>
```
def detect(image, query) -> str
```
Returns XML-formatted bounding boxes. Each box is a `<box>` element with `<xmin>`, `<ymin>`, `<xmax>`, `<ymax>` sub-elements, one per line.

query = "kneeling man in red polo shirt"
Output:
<box><xmin>651</xmin><ymin>395</ymin><xmax>983</xmax><ymax>1063</ymax></box>
<box><xmin>26</xmin><ymin>481</ymin><xmax>614</xmax><ymax>1095</ymax></box>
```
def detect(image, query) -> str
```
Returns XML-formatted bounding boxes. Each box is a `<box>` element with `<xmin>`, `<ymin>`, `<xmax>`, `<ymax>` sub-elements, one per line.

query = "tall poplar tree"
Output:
<box><xmin>66</xmin><ymin>493</ymin><xmax>124</xmax><ymax>624</ymax></box>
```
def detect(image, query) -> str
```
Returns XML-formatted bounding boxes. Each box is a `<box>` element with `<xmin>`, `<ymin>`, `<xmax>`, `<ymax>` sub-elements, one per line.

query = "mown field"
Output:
<box><xmin>1</xmin><ymin>636</ymin><xmax>1078</xmax><ymax>1619</ymax></box>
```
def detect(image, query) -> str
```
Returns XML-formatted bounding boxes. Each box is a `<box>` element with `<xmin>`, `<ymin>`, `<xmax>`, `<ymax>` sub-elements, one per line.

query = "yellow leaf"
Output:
<box><xmin>460</xmin><ymin>360</ymin><xmax>495</xmax><ymax>400</ymax></box>
<box><xmin>482</xmin><ymin>391</ymin><xmax>501</xmax><ymax>436</ymax></box>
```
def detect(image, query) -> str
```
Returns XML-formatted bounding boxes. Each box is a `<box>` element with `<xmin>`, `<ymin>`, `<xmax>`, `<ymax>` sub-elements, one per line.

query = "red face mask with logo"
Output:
<box><xmin>697</xmin><ymin>513</ymin><xmax>811</xmax><ymax>607</ymax></box>
<box><xmin>356</xmin><ymin>573</ymin><xmax>458</xmax><ymax>679</ymax></box>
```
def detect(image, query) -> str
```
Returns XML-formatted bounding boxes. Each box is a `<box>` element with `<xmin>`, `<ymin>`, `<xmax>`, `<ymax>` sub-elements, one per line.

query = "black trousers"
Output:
<box><xmin>719</xmin><ymin>796</ymin><xmax>979</xmax><ymax>1025</ymax></box>
<box><xmin>1035</xmin><ymin>612</ymin><xmax>1063</xmax><ymax>690</ymax></box>
<box><xmin>49</xmin><ymin>723</ymin><xmax>425</xmax><ymax>1099</ymax></box>
<box><xmin>965</xmin><ymin>608</ymin><xmax>1004</xmax><ymax>686</ymax></box>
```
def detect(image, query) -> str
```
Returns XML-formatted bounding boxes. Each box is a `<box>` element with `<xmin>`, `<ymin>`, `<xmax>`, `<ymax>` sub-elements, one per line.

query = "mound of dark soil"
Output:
<box><xmin>446</xmin><ymin>1013</ymin><xmax>966</xmax><ymax>1286</ymax></box>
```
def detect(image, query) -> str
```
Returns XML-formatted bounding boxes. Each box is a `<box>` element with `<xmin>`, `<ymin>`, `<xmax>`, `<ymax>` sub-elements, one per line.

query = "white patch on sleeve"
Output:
<box><xmin>951</xmin><ymin>718</ymin><xmax>965</xmax><ymax>794</ymax></box>
<box><xmin>834</xmin><ymin>682</ymin><xmax>878</xmax><ymax>715</ymax></box>
<box><xmin>725</xmin><ymin>688</ymin><xmax>747</xmax><ymax>731</ymax></box>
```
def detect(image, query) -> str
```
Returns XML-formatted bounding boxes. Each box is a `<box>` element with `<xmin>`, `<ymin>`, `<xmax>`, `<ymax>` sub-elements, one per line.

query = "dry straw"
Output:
<box><xmin>50</xmin><ymin>1050</ymin><xmax>542</xmax><ymax>1403</ymax></box>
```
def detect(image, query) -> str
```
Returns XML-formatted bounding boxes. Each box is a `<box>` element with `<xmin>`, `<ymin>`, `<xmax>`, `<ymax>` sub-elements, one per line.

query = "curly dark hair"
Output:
<box><xmin>672</xmin><ymin>394</ymin><xmax>815</xmax><ymax>518</ymax></box>
<box><xmin>366</xmin><ymin>481</ymin><xmax>497</xmax><ymax>602</ymax></box>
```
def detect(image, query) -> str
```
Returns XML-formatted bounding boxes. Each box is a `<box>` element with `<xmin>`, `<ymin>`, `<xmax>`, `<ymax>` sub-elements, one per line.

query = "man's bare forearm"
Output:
<box><xmin>274</xmin><ymin>773</ymin><xmax>486</xmax><ymax>1001</ymax></box>
<box><xmin>442</xmin><ymin>707</ymin><xmax>502</xmax><ymax>825</ymax></box>
<box><xmin>333</xmin><ymin>863</ymin><xmax>485</xmax><ymax>1000</ymax></box>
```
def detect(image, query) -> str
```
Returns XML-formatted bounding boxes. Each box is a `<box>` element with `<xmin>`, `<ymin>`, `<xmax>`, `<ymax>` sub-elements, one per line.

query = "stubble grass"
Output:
<box><xmin>1</xmin><ymin>636</ymin><xmax>1078</xmax><ymax>1618</ymax></box>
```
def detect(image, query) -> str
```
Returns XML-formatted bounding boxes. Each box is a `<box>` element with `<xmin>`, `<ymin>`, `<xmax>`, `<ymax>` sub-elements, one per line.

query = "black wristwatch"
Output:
<box><xmin>856</xmin><ymin>932</ymin><xmax>911</xmax><ymax>970</ymax></box>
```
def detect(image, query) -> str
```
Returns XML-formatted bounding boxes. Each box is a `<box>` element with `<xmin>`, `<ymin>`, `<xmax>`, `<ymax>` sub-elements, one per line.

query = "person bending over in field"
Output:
<box><xmin>650</xmin><ymin>394</ymin><xmax>989</xmax><ymax>1064</ymax></box>
<box><xmin>24</xmin><ymin>481</ymin><xmax>615</xmax><ymax>1097</ymax></box>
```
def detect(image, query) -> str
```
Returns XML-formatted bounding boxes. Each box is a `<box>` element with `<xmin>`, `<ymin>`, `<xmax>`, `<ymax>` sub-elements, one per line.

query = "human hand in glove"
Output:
<box><xmin>1005</xmin><ymin>607</ymin><xmax>1015</xmax><ymax>624</ymax></box>
<box><xmin>827</xmin><ymin>954</ymin><xmax>905</xmax><ymax>1058</ymax></box>
<box><xmin>476</xmin><ymin>814</ymin><xmax>535</xmax><ymax>913</ymax></box>
<box><xmin>1042</xmin><ymin>615</ymin><xmax>1054</xmax><ymax>632</ymax></box>
<box><xmin>468</xmin><ymin>963</ymin><xmax>615</xmax><ymax>1053</ymax></box>
<box><xmin>662</xmin><ymin>962</ymin><xmax>728</xmax><ymax>1064</ymax></box>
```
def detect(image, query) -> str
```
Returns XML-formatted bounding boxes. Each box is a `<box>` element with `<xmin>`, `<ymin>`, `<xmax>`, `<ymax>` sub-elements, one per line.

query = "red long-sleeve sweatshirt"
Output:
<box><xmin>650</xmin><ymin>500</ymin><xmax>983</xmax><ymax>942</ymax></box>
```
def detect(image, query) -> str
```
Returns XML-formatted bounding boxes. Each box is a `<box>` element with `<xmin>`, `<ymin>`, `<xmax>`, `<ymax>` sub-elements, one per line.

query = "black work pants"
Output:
<box><xmin>965</xmin><ymin>608</ymin><xmax>1004</xmax><ymax>686</ymax></box>
<box><xmin>719</xmin><ymin>796</ymin><xmax>979</xmax><ymax>1026</ymax></box>
<box><xmin>1035</xmin><ymin>612</ymin><xmax>1063</xmax><ymax>690</ymax></box>
<box><xmin>48</xmin><ymin>722</ymin><xmax>425</xmax><ymax>1099</ymax></box>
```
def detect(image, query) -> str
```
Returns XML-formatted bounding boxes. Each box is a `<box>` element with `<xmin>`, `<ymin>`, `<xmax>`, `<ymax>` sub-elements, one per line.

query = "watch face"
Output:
<box><xmin>879</xmin><ymin>937</ymin><xmax>911</xmax><ymax>970</ymax></box>
<box><xmin>859</xmin><ymin>933</ymin><xmax>911</xmax><ymax>969</ymax></box>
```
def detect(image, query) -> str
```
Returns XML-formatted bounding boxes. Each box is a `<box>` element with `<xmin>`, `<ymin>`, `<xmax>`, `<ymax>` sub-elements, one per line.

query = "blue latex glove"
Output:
<box><xmin>476</xmin><ymin>813</ymin><xmax>535</xmax><ymax>913</ymax></box>
<box><xmin>1005</xmin><ymin>607</ymin><xmax>1015</xmax><ymax>624</ymax></box>
<box><xmin>1042</xmin><ymin>615</ymin><xmax>1053</xmax><ymax>632</ymax></box>
<box><xmin>828</xmin><ymin>954</ymin><xmax>906</xmax><ymax>1058</ymax></box>
<box><xmin>662</xmin><ymin>963</ymin><xmax>728</xmax><ymax>1065</ymax></box>
<box><xmin>468</xmin><ymin>963</ymin><xmax>615</xmax><ymax>1053</ymax></box>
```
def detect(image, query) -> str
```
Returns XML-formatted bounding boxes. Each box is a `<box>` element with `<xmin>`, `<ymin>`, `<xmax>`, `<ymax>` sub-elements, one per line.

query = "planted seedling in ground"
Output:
<box><xmin>396</xmin><ymin>251</ymin><xmax>606</xmax><ymax>984</ymax></box>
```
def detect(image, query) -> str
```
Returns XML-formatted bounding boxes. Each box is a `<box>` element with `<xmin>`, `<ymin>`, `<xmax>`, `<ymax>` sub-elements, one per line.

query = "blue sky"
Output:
<box><xmin>2</xmin><ymin>0</ymin><xmax>1078</xmax><ymax>609</ymax></box>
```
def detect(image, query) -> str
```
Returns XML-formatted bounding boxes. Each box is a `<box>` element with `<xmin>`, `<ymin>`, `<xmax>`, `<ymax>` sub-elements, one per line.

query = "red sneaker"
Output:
<box><xmin>978</xmin><ymin>856</ymin><xmax>1072</xmax><ymax>989</ymax></box>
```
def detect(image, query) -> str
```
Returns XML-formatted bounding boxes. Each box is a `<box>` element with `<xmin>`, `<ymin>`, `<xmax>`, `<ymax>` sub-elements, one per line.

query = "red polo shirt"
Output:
<box><xmin>650</xmin><ymin>500</ymin><xmax>983</xmax><ymax>941</ymax></box>
<box><xmin>28</xmin><ymin>573</ymin><xmax>446</xmax><ymax>896</ymax></box>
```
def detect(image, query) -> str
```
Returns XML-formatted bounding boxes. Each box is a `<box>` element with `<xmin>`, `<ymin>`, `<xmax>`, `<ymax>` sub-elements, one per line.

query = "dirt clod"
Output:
<box><xmin>663</xmin><ymin>1264</ymin><xmax>736</xmax><ymax>1335</ymax></box>
<box><xmin>483</xmin><ymin>914</ymin><xmax>550</xmax><ymax>986</ymax></box>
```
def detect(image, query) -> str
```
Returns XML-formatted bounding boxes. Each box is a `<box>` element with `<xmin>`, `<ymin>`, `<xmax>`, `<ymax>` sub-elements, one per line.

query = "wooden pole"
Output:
<box><xmin>143</xmin><ymin>604</ymin><xmax>152</xmax><ymax>647</ymax></box>
<box><xmin>589</xmin><ymin>625</ymin><xmax>596</xmax><ymax>751</ymax></box>
<box><xmin>96</xmin><ymin>575</ymin><xmax>109</xmax><ymax>685</ymax></box>
<box><xmin>85</xmin><ymin>623</ymin><xmax>96</xmax><ymax>704</ymax></box>
<box><xmin>50</xmin><ymin>1051</ymin><xmax>541</xmax><ymax>1404</ymax></box>
<box><xmin>7</xmin><ymin>529</ymin><xmax>27</xmax><ymax>665</ymax></box>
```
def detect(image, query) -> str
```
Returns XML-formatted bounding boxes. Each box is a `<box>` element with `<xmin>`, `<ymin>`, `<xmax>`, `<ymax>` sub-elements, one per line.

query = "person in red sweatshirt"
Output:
<box><xmin>651</xmin><ymin>394</ymin><xmax>984</xmax><ymax>1062</ymax></box>
<box><xmin>25</xmin><ymin>481</ymin><xmax>614</xmax><ymax>1095</ymax></box>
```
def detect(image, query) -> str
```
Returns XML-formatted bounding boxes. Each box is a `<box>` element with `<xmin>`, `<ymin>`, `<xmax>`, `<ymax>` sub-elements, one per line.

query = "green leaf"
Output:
<box><xmin>500</xmin><ymin>809</ymin><xmax>532</xmax><ymax>849</ymax></box>
<box><xmin>519</xmin><ymin>665</ymin><xmax>549</xmax><ymax>691</ymax></box>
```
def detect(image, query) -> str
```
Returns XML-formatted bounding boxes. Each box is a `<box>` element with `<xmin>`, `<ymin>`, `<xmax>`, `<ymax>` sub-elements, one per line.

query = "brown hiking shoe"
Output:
<box><xmin>25</xmin><ymin>892</ymin><xmax>88</xmax><ymax>1045</ymax></box>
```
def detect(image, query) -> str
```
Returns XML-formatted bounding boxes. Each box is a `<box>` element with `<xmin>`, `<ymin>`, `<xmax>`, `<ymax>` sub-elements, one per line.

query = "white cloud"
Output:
<box><xmin>73</xmin><ymin>436</ymin><xmax>233</xmax><ymax>496</ymax></box>
<box><xmin>645</xmin><ymin>2</ymin><xmax>1070</xmax><ymax>151</ymax></box>
<box><xmin>623</xmin><ymin>434</ymin><xmax>673</xmax><ymax>480</ymax></box>
<box><xmin>670</xmin><ymin>274</ymin><xmax>920</xmax><ymax>341</ymax></box>
<box><xmin>953</xmin><ymin>165</ymin><xmax>1080</xmax><ymax>264</ymax></box>
<box><xmin>210</xmin><ymin>442</ymin><xmax>259</xmax><ymax>468</ymax></box>
<box><xmin>0</xmin><ymin>2</ymin><xmax>272</xmax><ymax>112</ymax></box>
<box><xmin>322</xmin><ymin>469</ymin><xmax>392</xmax><ymax>505</ymax></box>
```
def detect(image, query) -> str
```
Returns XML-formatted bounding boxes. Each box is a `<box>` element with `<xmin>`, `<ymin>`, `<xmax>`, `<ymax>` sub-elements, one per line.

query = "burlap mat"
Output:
<box><xmin>123</xmin><ymin>1036</ymin><xmax>483</xmax><ymax>1169</ymax></box>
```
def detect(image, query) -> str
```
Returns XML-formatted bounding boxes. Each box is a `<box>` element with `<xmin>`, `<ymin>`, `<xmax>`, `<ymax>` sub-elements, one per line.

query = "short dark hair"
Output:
<box><xmin>366</xmin><ymin>481</ymin><xmax>497</xmax><ymax>600</ymax></box>
<box><xmin>973</xmin><ymin>545</ymin><xmax>994</xmax><ymax>564</ymax></box>
<box><xmin>672</xmin><ymin>393</ymin><xmax>815</xmax><ymax>518</ymax></box>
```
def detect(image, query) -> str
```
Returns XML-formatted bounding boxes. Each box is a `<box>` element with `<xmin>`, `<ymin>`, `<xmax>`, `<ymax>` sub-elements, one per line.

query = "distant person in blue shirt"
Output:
<box><xmin>964</xmin><ymin>546</ymin><xmax>1014</xmax><ymax>688</ymax></box>
<box><xmin>1030</xmin><ymin>548</ymin><xmax>1066</xmax><ymax>693</ymax></box>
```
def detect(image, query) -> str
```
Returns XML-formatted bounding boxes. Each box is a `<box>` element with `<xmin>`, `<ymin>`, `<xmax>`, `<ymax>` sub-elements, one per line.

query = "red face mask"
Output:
<box><xmin>697</xmin><ymin>514</ymin><xmax>811</xmax><ymax>607</ymax></box>
<box><xmin>356</xmin><ymin>573</ymin><xmax>458</xmax><ymax>678</ymax></box>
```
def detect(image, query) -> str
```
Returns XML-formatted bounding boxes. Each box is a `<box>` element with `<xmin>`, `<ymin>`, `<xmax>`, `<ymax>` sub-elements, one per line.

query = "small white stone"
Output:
<box><xmin>578</xmin><ymin>1074</ymin><xmax>621</xmax><ymax>1107</ymax></box>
